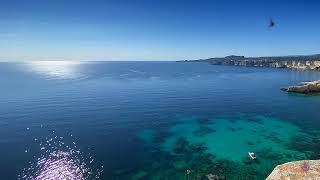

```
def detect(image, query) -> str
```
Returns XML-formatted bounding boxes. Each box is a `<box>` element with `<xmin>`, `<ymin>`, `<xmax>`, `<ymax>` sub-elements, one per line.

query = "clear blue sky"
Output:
<box><xmin>1</xmin><ymin>0</ymin><xmax>320</xmax><ymax>61</ymax></box>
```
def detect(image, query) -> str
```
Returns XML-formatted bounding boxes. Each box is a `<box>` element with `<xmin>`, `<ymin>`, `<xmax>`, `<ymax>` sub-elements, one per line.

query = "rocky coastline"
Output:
<box><xmin>182</xmin><ymin>54</ymin><xmax>320</xmax><ymax>71</ymax></box>
<box><xmin>211</xmin><ymin>59</ymin><xmax>320</xmax><ymax>70</ymax></box>
<box><xmin>181</xmin><ymin>54</ymin><xmax>320</xmax><ymax>93</ymax></box>
<box><xmin>281</xmin><ymin>81</ymin><xmax>320</xmax><ymax>94</ymax></box>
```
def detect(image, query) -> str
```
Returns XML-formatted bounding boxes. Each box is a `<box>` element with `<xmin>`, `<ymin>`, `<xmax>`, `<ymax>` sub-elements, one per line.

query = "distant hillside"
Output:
<box><xmin>180</xmin><ymin>54</ymin><xmax>320</xmax><ymax>70</ymax></box>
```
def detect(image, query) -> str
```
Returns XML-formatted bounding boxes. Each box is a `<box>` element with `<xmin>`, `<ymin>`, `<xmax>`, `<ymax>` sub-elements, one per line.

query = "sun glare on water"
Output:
<box><xmin>19</xmin><ymin>132</ymin><xmax>103</xmax><ymax>180</ymax></box>
<box><xmin>22</xmin><ymin>61</ymin><xmax>87</xmax><ymax>80</ymax></box>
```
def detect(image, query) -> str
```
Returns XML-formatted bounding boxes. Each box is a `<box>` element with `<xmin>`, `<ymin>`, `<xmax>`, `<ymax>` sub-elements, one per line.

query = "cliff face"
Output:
<box><xmin>266</xmin><ymin>160</ymin><xmax>320</xmax><ymax>179</ymax></box>
<box><xmin>272</xmin><ymin>61</ymin><xmax>320</xmax><ymax>70</ymax></box>
<box><xmin>210</xmin><ymin>59</ymin><xmax>320</xmax><ymax>70</ymax></box>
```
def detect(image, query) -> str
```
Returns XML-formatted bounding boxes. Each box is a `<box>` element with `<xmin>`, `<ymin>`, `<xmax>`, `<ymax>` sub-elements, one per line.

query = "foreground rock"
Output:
<box><xmin>281</xmin><ymin>81</ymin><xmax>320</xmax><ymax>94</ymax></box>
<box><xmin>266</xmin><ymin>160</ymin><xmax>320</xmax><ymax>180</ymax></box>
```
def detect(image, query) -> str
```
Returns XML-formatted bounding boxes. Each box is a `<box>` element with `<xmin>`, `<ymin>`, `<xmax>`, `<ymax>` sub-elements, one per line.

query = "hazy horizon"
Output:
<box><xmin>1</xmin><ymin>52</ymin><xmax>320</xmax><ymax>62</ymax></box>
<box><xmin>1</xmin><ymin>0</ymin><xmax>320</xmax><ymax>61</ymax></box>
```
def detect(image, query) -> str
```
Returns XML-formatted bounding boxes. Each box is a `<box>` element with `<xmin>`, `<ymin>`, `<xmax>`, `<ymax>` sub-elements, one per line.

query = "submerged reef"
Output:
<box><xmin>126</xmin><ymin>137</ymin><xmax>266</xmax><ymax>180</ymax></box>
<box><xmin>128</xmin><ymin>115</ymin><xmax>318</xmax><ymax>180</ymax></box>
<box><xmin>197</xmin><ymin>118</ymin><xmax>215</xmax><ymax>125</ymax></box>
<box><xmin>193</xmin><ymin>126</ymin><xmax>216</xmax><ymax>137</ymax></box>
<box><xmin>286</xmin><ymin>132</ymin><xmax>320</xmax><ymax>159</ymax></box>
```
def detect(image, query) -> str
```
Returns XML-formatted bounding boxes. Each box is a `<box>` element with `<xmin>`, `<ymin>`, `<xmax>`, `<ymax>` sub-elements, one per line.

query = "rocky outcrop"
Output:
<box><xmin>281</xmin><ymin>81</ymin><xmax>320</xmax><ymax>94</ymax></box>
<box><xmin>266</xmin><ymin>160</ymin><xmax>320</xmax><ymax>180</ymax></box>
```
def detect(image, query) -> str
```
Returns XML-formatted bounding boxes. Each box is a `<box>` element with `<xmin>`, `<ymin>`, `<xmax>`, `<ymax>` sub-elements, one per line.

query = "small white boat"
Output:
<box><xmin>248</xmin><ymin>152</ymin><xmax>257</xmax><ymax>160</ymax></box>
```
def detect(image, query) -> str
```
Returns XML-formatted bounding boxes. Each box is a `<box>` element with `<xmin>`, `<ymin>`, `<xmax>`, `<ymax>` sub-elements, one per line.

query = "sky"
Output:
<box><xmin>0</xmin><ymin>0</ymin><xmax>320</xmax><ymax>61</ymax></box>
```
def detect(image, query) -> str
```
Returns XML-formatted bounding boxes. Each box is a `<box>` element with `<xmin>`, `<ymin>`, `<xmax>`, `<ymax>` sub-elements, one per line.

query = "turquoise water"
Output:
<box><xmin>0</xmin><ymin>61</ymin><xmax>320</xmax><ymax>179</ymax></box>
<box><xmin>137</xmin><ymin>114</ymin><xmax>311</xmax><ymax>179</ymax></box>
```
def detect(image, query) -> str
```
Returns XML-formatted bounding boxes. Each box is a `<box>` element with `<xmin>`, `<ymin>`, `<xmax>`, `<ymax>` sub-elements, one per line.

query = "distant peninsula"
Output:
<box><xmin>179</xmin><ymin>54</ymin><xmax>320</xmax><ymax>94</ymax></box>
<box><xmin>179</xmin><ymin>54</ymin><xmax>320</xmax><ymax>70</ymax></box>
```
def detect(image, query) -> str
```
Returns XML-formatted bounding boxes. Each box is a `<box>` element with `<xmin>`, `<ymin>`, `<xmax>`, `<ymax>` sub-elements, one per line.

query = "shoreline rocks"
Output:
<box><xmin>281</xmin><ymin>81</ymin><xmax>320</xmax><ymax>94</ymax></box>
<box><xmin>266</xmin><ymin>160</ymin><xmax>320</xmax><ymax>179</ymax></box>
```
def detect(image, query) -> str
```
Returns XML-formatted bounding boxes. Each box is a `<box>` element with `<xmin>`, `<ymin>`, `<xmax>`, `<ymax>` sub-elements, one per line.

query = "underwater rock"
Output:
<box><xmin>260</xmin><ymin>149</ymin><xmax>284</xmax><ymax>161</ymax></box>
<box><xmin>193</xmin><ymin>126</ymin><xmax>216</xmax><ymax>137</ymax></box>
<box><xmin>242</xmin><ymin>157</ymin><xmax>254</xmax><ymax>165</ymax></box>
<box><xmin>246</xmin><ymin>116</ymin><xmax>264</xmax><ymax>125</ymax></box>
<box><xmin>127</xmin><ymin>135</ymin><xmax>272</xmax><ymax>179</ymax></box>
<box><xmin>190</xmin><ymin>143</ymin><xmax>208</xmax><ymax>153</ymax></box>
<box><xmin>173</xmin><ymin>137</ymin><xmax>189</xmax><ymax>154</ymax></box>
<box><xmin>251</xmin><ymin>129</ymin><xmax>257</xmax><ymax>133</ymax></box>
<box><xmin>177</xmin><ymin>137</ymin><xmax>189</xmax><ymax>146</ymax></box>
<box><xmin>266</xmin><ymin>160</ymin><xmax>320</xmax><ymax>179</ymax></box>
<box><xmin>269</xmin><ymin>135</ymin><xmax>283</xmax><ymax>143</ymax></box>
<box><xmin>247</xmin><ymin>141</ymin><xmax>255</xmax><ymax>146</ymax></box>
<box><xmin>173</xmin><ymin>159</ymin><xmax>188</xmax><ymax>170</ymax></box>
<box><xmin>206</xmin><ymin>174</ymin><xmax>219</xmax><ymax>180</ymax></box>
<box><xmin>153</xmin><ymin>130</ymin><xmax>173</xmax><ymax>144</ymax></box>
<box><xmin>173</xmin><ymin>144</ymin><xmax>185</xmax><ymax>154</ymax></box>
<box><xmin>229</xmin><ymin>118</ymin><xmax>238</xmax><ymax>123</ymax></box>
<box><xmin>208</xmin><ymin>159</ymin><xmax>261</xmax><ymax>179</ymax></box>
<box><xmin>287</xmin><ymin>134</ymin><xmax>315</xmax><ymax>152</ymax></box>
<box><xmin>131</xmin><ymin>170</ymin><xmax>148</xmax><ymax>180</ymax></box>
<box><xmin>284</xmin><ymin>153</ymin><xmax>293</xmax><ymax>159</ymax></box>
<box><xmin>228</xmin><ymin>127</ymin><xmax>237</xmax><ymax>132</ymax></box>
<box><xmin>281</xmin><ymin>80</ymin><xmax>320</xmax><ymax>94</ymax></box>
<box><xmin>197</xmin><ymin>118</ymin><xmax>215</xmax><ymax>125</ymax></box>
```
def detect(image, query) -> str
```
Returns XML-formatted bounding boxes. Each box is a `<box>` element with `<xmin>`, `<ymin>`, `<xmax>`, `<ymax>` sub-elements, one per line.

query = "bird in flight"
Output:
<box><xmin>269</xmin><ymin>18</ymin><xmax>275</xmax><ymax>28</ymax></box>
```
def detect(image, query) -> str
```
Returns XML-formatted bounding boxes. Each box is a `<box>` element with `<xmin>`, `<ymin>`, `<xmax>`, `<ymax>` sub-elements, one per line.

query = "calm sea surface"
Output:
<box><xmin>1</xmin><ymin>61</ymin><xmax>320</xmax><ymax>179</ymax></box>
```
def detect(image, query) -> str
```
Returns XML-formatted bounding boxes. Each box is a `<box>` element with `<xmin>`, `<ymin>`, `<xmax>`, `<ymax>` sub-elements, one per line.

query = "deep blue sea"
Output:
<box><xmin>1</xmin><ymin>61</ymin><xmax>320</xmax><ymax>179</ymax></box>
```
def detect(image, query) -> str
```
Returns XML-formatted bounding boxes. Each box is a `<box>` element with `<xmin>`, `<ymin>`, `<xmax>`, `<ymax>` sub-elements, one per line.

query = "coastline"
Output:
<box><xmin>179</xmin><ymin>55</ymin><xmax>320</xmax><ymax>71</ymax></box>
<box><xmin>180</xmin><ymin>55</ymin><xmax>320</xmax><ymax>94</ymax></box>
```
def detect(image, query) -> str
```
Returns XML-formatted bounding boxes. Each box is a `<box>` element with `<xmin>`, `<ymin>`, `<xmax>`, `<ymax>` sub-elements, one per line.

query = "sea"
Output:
<box><xmin>1</xmin><ymin>61</ymin><xmax>320</xmax><ymax>179</ymax></box>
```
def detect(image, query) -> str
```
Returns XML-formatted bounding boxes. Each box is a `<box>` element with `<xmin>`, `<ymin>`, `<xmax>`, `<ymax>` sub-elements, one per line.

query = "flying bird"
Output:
<box><xmin>269</xmin><ymin>18</ymin><xmax>275</xmax><ymax>28</ymax></box>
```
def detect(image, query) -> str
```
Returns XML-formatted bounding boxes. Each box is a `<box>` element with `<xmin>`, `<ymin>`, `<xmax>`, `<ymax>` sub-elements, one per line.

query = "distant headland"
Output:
<box><xmin>179</xmin><ymin>54</ymin><xmax>320</xmax><ymax>71</ymax></box>
<box><xmin>179</xmin><ymin>54</ymin><xmax>320</xmax><ymax>94</ymax></box>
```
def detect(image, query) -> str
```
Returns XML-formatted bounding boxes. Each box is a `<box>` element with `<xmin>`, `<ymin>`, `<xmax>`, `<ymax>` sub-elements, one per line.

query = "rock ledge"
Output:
<box><xmin>266</xmin><ymin>160</ymin><xmax>320</xmax><ymax>180</ymax></box>
<box><xmin>281</xmin><ymin>81</ymin><xmax>320</xmax><ymax>94</ymax></box>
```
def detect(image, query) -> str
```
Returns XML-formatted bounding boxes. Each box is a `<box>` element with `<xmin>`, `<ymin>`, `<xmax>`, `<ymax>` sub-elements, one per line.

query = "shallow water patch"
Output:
<box><xmin>133</xmin><ymin>114</ymin><xmax>314</xmax><ymax>179</ymax></box>
<box><xmin>160</xmin><ymin>115</ymin><xmax>308</xmax><ymax>163</ymax></box>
